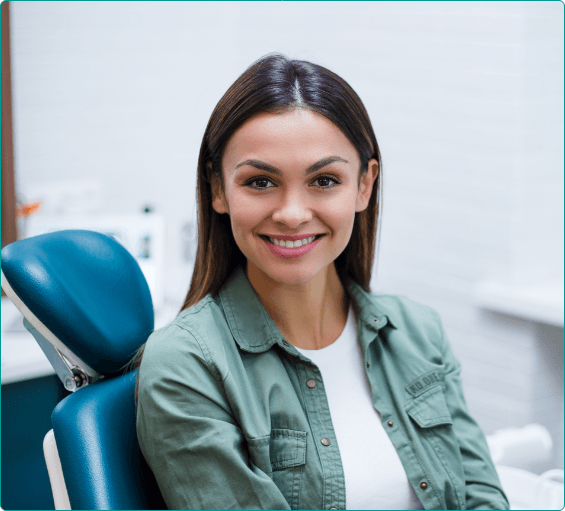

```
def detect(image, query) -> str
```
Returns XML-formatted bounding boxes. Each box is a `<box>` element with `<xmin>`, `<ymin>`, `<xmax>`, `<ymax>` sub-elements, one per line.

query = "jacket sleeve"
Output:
<box><xmin>136</xmin><ymin>324</ymin><xmax>291</xmax><ymax>510</ymax></box>
<box><xmin>433</xmin><ymin>311</ymin><xmax>510</xmax><ymax>510</ymax></box>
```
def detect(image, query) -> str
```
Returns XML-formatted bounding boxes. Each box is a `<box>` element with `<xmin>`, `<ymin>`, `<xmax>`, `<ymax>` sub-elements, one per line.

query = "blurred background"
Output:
<box><xmin>1</xmin><ymin>1</ymin><xmax>563</xmax><ymax>509</ymax></box>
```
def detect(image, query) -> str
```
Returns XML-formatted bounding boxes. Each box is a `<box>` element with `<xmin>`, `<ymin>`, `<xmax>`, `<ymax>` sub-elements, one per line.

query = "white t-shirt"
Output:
<box><xmin>294</xmin><ymin>306</ymin><xmax>424</xmax><ymax>510</ymax></box>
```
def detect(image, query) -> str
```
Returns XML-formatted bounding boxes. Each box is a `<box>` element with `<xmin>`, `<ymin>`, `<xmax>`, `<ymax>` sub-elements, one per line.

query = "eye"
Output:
<box><xmin>312</xmin><ymin>175</ymin><xmax>340</xmax><ymax>189</ymax></box>
<box><xmin>246</xmin><ymin>177</ymin><xmax>275</xmax><ymax>189</ymax></box>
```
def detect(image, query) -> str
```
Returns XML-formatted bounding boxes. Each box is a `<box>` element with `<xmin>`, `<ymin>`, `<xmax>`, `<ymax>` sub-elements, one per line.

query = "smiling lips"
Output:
<box><xmin>260</xmin><ymin>234</ymin><xmax>325</xmax><ymax>259</ymax></box>
<box><xmin>260</xmin><ymin>234</ymin><xmax>324</xmax><ymax>248</ymax></box>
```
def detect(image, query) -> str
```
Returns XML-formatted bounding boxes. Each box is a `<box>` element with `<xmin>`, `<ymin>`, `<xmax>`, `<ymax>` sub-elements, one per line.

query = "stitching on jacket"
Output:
<box><xmin>290</xmin><ymin>464</ymin><xmax>304</xmax><ymax>510</ymax></box>
<box><xmin>295</xmin><ymin>362</ymin><xmax>330</xmax><ymax>508</ymax></box>
<box><xmin>271</xmin><ymin>430</ymin><xmax>307</xmax><ymax>466</ymax></box>
<box><xmin>313</xmin><ymin>372</ymin><xmax>338</xmax><ymax>509</ymax></box>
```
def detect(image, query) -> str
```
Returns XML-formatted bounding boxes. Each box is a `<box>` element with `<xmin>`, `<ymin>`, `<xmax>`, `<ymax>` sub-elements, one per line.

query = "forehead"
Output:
<box><xmin>222</xmin><ymin>109</ymin><xmax>359</xmax><ymax>170</ymax></box>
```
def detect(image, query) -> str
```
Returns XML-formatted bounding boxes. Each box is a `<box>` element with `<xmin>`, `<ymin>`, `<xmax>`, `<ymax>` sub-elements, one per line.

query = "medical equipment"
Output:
<box><xmin>1</xmin><ymin>230</ymin><xmax>166</xmax><ymax>509</ymax></box>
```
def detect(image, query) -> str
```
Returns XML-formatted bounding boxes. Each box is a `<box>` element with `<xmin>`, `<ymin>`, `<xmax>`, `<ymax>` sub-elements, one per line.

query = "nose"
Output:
<box><xmin>271</xmin><ymin>190</ymin><xmax>313</xmax><ymax>228</ymax></box>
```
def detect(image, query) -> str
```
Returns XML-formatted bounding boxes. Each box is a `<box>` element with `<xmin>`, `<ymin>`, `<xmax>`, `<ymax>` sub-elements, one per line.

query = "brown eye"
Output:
<box><xmin>247</xmin><ymin>177</ymin><xmax>275</xmax><ymax>189</ymax></box>
<box><xmin>313</xmin><ymin>175</ymin><xmax>340</xmax><ymax>188</ymax></box>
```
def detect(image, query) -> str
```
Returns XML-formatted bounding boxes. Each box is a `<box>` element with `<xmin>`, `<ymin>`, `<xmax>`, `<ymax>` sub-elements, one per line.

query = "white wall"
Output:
<box><xmin>10</xmin><ymin>1</ymin><xmax>564</xmax><ymax>470</ymax></box>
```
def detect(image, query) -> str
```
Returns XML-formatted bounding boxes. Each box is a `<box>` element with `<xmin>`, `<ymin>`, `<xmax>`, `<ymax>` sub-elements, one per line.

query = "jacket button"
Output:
<box><xmin>306</xmin><ymin>379</ymin><xmax>316</xmax><ymax>388</ymax></box>
<box><xmin>372</xmin><ymin>317</ymin><xmax>379</xmax><ymax>323</ymax></box>
<box><xmin>419</xmin><ymin>481</ymin><xmax>428</xmax><ymax>490</ymax></box>
<box><xmin>321</xmin><ymin>437</ymin><xmax>331</xmax><ymax>446</ymax></box>
<box><xmin>387</xmin><ymin>420</ymin><xmax>394</xmax><ymax>427</ymax></box>
<box><xmin>282</xmin><ymin>340</ymin><xmax>290</xmax><ymax>347</ymax></box>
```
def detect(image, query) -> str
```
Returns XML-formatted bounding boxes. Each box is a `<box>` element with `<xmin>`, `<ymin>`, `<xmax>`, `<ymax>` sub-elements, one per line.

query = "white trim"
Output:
<box><xmin>1</xmin><ymin>270</ymin><xmax>100</xmax><ymax>379</ymax></box>
<box><xmin>43</xmin><ymin>429</ymin><xmax>72</xmax><ymax>510</ymax></box>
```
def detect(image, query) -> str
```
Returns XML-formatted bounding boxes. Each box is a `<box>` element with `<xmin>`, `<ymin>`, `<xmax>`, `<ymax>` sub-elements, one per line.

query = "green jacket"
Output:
<box><xmin>136</xmin><ymin>266</ymin><xmax>509</xmax><ymax>510</ymax></box>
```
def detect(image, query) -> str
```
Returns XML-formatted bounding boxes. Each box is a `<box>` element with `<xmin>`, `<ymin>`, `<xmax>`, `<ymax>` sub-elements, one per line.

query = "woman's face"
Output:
<box><xmin>213</xmin><ymin>108</ymin><xmax>378</xmax><ymax>286</ymax></box>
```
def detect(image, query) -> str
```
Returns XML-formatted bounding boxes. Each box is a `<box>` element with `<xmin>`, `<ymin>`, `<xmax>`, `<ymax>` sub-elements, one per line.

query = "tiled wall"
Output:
<box><xmin>10</xmin><ymin>1</ymin><xmax>563</xmax><ymax>470</ymax></box>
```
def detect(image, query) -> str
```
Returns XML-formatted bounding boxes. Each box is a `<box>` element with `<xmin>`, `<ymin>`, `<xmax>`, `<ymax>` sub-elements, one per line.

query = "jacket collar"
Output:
<box><xmin>219</xmin><ymin>266</ymin><xmax>395</xmax><ymax>355</ymax></box>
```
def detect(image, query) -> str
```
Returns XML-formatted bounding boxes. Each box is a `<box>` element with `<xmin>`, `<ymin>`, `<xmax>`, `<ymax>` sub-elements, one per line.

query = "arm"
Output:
<box><xmin>434</xmin><ymin>312</ymin><xmax>510</xmax><ymax>510</ymax></box>
<box><xmin>136</xmin><ymin>325</ymin><xmax>291</xmax><ymax>510</ymax></box>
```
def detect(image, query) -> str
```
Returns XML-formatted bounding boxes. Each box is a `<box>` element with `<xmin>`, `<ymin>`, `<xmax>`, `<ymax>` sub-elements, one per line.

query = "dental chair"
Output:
<box><xmin>1</xmin><ymin>230</ymin><xmax>167</xmax><ymax>510</ymax></box>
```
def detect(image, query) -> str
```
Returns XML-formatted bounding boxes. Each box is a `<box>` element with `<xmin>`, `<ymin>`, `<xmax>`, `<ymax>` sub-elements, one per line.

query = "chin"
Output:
<box><xmin>251</xmin><ymin>260</ymin><xmax>331</xmax><ymax>287</ymax></box>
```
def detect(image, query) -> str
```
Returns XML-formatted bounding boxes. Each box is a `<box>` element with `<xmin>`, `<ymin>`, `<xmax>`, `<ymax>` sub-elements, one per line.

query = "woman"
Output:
<box><xmin>135</xmin><ymin>53</ymin><xmax>509</xmax><ymax>510</ymax></box>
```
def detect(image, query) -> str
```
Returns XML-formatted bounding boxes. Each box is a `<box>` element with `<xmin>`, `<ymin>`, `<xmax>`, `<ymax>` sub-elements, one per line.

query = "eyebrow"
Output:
<box><xmin>234</xmin><ymin>156</ymin><xmax>349</xmax><ymax>176</ymax></box>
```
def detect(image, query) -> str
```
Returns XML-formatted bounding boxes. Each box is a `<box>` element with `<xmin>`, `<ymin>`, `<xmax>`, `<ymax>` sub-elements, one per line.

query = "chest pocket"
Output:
<box><xmin>247</xmin><ymin>429</ymin><xmax>307</xmax><ymax>510</ymax></box>
<box><xmin>404</xmin><ymin>385</ymin><xmax>452</xmax><ymax>428</ymax></box>
<box><xmin>405</xmin><ymin>385</ymin><xmax>465</xmax><ymax>509</ymax></box>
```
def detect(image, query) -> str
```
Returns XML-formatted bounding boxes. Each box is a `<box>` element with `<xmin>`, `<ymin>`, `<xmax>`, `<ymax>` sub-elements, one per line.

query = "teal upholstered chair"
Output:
<box><xmin>1</xmin><ymin>230</ymin><xmax>167</xmax><ymax>509</ymax></box>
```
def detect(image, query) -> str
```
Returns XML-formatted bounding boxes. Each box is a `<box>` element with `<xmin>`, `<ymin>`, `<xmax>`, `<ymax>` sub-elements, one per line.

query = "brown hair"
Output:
<box><xmin>132</xmin><ymin>53</ymin><xmax>382</xmax><ymax>388</ymax></box>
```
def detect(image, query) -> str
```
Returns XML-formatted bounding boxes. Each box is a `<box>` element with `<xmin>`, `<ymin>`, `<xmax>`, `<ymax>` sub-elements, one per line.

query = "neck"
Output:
<box><xmin>246</xmin><ymin>262</ymin><xmax>350</xmax><ymax>350</ymax></box>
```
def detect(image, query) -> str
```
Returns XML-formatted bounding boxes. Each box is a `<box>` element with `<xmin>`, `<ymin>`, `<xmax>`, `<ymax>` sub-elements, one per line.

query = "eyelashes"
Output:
<box><xmin>245</xmin><ymin>174</ymin><xmax>341</xmax><ymax>190</ymax></box>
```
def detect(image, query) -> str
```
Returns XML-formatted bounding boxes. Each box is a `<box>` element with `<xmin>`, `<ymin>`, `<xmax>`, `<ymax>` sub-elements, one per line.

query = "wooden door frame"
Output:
<box><xmin>2</xmin><ymin>1</ymin><xmax>17</xmax><ymax>251</ymax></box>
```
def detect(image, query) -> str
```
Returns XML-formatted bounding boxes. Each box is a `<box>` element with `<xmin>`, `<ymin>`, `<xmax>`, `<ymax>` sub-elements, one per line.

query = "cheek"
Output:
<box><xmin>227</xmin><ymin>199</ymin><xmax>263</xmax><ymax>237</ymax></box>
<box><xmin>325</xmin><ymin>194</ymin><xmax>357</xmax><ymax>233</ymax></box>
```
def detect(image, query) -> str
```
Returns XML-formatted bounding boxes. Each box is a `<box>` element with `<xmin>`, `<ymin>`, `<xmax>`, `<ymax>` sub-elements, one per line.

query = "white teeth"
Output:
<box><xmin>267</xmin><ymin>236</ymin><xmax>318</xmax><ymax>247</ymax></box>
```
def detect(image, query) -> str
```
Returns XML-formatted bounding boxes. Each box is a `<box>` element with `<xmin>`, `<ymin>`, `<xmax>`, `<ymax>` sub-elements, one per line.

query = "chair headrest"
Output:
<box><xmin>1</xmin><ymin>230</ymin><xmax>154</xmax><ymax>375</ymax></box>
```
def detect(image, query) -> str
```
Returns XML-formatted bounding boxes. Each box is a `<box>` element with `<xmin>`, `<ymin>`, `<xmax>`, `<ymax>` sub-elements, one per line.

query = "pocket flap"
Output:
<box><xmin>247</xmin><ymin>429</ymin><xmax>307</xmax><ymax>476</ymax></box>
<box><xmin>270</xmin><ymin>429</ymin><xmax>307</xmax><ymax>471</ymax></box>
<box><xmin>405</xmin><ymin>385</ymin><xmax>453</xmax><ymax>428</ymax></box>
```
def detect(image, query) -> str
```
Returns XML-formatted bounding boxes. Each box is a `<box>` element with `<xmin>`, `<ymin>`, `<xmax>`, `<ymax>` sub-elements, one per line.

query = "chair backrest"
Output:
<box><xmin>1</xmin><ymin>230</ymin><xmax>167</xmax><ymax>510</ymax></box>
<box><xmin>52</xmin><ymin>370</ymin><xmax>166</xmax><ymax>509</ymax></box>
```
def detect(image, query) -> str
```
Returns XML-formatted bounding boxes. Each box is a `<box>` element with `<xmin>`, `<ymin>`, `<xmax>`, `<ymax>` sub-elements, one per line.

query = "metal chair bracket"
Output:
<box><xmin>23</xmin><ymin>317</ymin><xmax>102</xmax><ymax>391</ymax></box>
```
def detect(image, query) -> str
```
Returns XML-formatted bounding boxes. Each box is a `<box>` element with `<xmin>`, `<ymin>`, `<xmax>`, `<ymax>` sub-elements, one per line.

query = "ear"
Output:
<box><xmin>210</xmin><ymin>168</ymin><xmax>229</xmax><ymax>215</ymax></box>
<box><xmin>355</xmin><ymin>159</ymin><xmax>379</xmax><ymax>212</ymax></box>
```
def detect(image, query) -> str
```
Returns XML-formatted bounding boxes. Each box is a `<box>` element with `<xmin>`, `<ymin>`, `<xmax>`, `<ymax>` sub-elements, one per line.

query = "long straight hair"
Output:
<box><xmin>184</xmin><ymin>53</ymin><xmax>382</xmax><ymax>309</ymax></box>
<box><xmin>131</xmin><ymin>53</ymin><xmax>382</xmax><ymax>380</ymax></box>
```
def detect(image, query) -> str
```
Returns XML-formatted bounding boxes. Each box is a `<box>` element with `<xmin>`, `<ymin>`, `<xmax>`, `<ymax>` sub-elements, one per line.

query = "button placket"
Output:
<box><xmin>295</xmin><ymin>362</ymin><xmax>346</xmax><ymax>511</ymax></box>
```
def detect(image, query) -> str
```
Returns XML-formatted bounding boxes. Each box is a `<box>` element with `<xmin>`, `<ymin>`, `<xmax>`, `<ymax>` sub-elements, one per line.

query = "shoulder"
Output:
<box><xmin>356</xmin><ymin>285</ymin><xmax>441</xmax><ymax>327</ymax></box>
<box><xmin>372</xmin><ymin>293</ymin><xmax>441</xmax><ymax>329</ymax></box>
<box><xmin>359</xmin><ymin>290</ymin><xmax>446</xmax><ymax>348</ymax></box>
<box><xmin>140</xmin><ymin>294</ymin><xmax>232</xmax><ymax>384</ymax></box>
